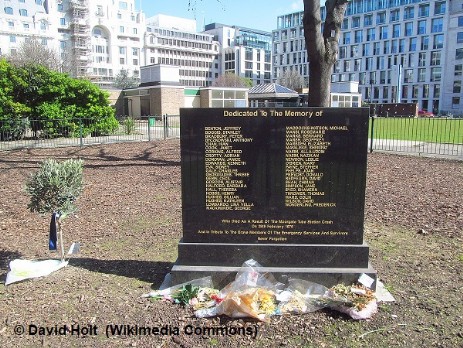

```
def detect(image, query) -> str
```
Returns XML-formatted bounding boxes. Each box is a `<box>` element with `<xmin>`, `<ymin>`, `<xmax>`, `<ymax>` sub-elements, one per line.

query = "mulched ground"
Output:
<box><xmin>0</xmin><ymin>140</ymin><xmax>462</xmax><ymax>347</ymax></box>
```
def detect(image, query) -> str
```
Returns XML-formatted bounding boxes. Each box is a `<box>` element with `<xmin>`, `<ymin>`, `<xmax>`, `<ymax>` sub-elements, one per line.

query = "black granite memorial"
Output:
<box><xmin>171</xmin><ymin>107</ymin><xmax>377</xmax><ymax>289</ymax></box>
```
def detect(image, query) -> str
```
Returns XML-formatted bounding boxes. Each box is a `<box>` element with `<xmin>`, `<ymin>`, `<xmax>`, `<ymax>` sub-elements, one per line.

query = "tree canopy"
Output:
<box><xmin>213</xmin><ymin>72</ymin><xmax>253</xmax><ymax>88</ymax></box>
<box><xmin>0</xmin><ymin>59</ymin><xmax>118</xmax><ymax>140</ymax></box>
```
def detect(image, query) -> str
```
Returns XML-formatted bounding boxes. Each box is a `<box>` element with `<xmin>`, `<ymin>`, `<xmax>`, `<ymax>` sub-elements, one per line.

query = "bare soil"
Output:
<box><xmin>0</xmin><ymin>140</ymin><xmax>462</xmax><ymax>348</ymax></box>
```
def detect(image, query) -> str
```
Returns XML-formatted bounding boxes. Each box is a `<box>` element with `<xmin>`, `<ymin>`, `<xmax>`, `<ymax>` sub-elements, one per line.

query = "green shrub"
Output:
<box><xmin>25</xmin><ymin>158</ymin><xmax>84</xmax><ymax>216</ymax></box>
<box><xmin>123</xmin><ymin>117</ymin><xmax>135</xmax><ymax>135</ymax></box>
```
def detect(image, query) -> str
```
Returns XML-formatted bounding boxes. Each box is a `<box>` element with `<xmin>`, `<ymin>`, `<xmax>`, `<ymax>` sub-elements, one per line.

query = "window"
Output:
<box><xmin>391</xmin><ymin>40</ymin><xmax>398</xmax><ymax>53</ymax></box>
<box><xmin>404</xmin><ymin>69</ymin><xmax>413</xmax><ymax>83</ymax></box>
<box><xmin>8</xmin><ymin>21</ymin><xmax>13</xmax><ymax>28</ymax></box>
<box><xmin>412</xmin><ymin>85</ymin><xmax>419</xmax><ymax>99</ymax></box>
<box><xmin>120</xmin><ymin>58</ymin><xmax>125</xmax><ymax>64</ymax></box>
<box><xmin>423</xmin><ymin>84</ymin><xmax>429</xmax><ymax>98</ymax></box>
<box><xmin>452</xmin><ymin>97</ymin><xmax>460</xmax><ymax>108</ymax></box>
<box><xmin>344</xmin><ymin>60</ymin><xmax>350</xmax><ymax>72</ymax></box>
<box><xmin>431</xmin><ymin>51</ymin><xmax>441</xmax><ymax>66</ymax></box>
<box><xmin>417</xmin><ymin>20</ymin><xmax>426</xmax><ymax>35</ymax></box>
<box><xmin>455</xmin><ymin>64</ymin><xmax>463</xmax><ymax>76</ymax></box>
<box><xmin>342</xmin><ymin>32</ymin><xmax>350</xmax><ymax>44</ymax></box>
<box><xmin>10</xmin><ymin>35</ymin><xmax>16</xmax><ymax>43</ymax></box>
<box><xmin>431</xmin><ymin>67</ymin><xmax>441</xmax><ymax>82</ymax></box>
<box><xmin>380</xmin><ymin>26</ymin><xmax>388</xmax><ymax>40</ymax></box>
<box><xmin>133</xmin><ymin>28</ymin><xmax>137</xmax><ymax>34</ymax></box>
<box><xmin>457</xmin><ymin>32</ymin><xmax>463</xmax><ymax>44</ymax></box>
<box><xmin>342</xmin><ymin>18</ymin><xmax>348</xmax><ymax>30</ymax></box>
<box><xmin>132</xmin><ymin>48</ymin><xmax>138</xmax><ymax>56</ymax></box>
<box><xmin>434</xmin><ymin>1</ymin><xmax>446</xmax><ymax>16</ymax></box>
<box><xmin>432</xmin><ymin>18</ymin><xmax>443</xmax><ymax>33</ymax></box>
<box><xmin>434</xmin><ymin>84</ymin><xmax>440</xmax><ymax>98</ymax></box>
<box><xmin>133</xmin><ymin>59</ymin><xmax>138</xmax><ymax>65</ymax></box>
<box><xmin>409</xmin><ymin>54</ymin><xmax>415</xmax><ymax>69</ymax></box>
<box><xmin>433</xmin><ymin>34</ymin><xmax>444</xmax><ymax>49</ymax></box>
<box><xmin>377</xmin><ymin>12</ymin><xmax>386</xmax><ymax>25</ymax></box>
<box><xmin>418</xmin><ymin>4</ymin><xmax>430</xmax><ymax>17</ymax></box>
<box><xmin>60</xmin><ymin>18</ymin><xmax>66</xmax><ymax>25</ymax></box>
<box><xmin>418</xmin><ymin>52</ymin><xmax>426</xmax><ymax>67</ymax></box>
<box><xmin>57</xmin><ymin>4</ymin><xmax>63</xmax><ymax>11</ymax></box>
<box><xmin>354</xmin><ymin>30</ymin><xmax>362</xmax><ymax>43</ymax></box>
<box><xmin>390</xmin><ymin>9</ymin><xmax>400</xmax><ymax>22</ymax></box>
<box><xmin>362</xmin><ymin>42</ymin><xmax>370</xmax><ymax>55</ymax></box>
<box><xmin>366</xmin><ymin>28</ymin><xmax>375</xmax><ymax>41</ymax></box>
<box><xmin>35</xmin><ymin>0</ymin><xmax>43</xmax><ymax>4</ymax></box>
<box><xmin>418</xmin><ymin>68</ymin><xmax>426</xmax><ymax>82</ymax></box>
<box><xmin>459</xmin><ymin>16</ymin><xmax>463</xmax><ymax>27</ymax></box>
<box><xmin>23</xmin><ymin>23</ymin><xmax>29</xmax><ymax>30</ymax></box>
<box><xmin>393</xmin><ymin>24</ymin><xmax>400</xmax><ymax>38</ymax></box>
<box><xmin>421</xmin><ymin>36</ymin><xmax>429</xmax><ymax>50</ymax></box>
<box><xmin>409</xmin><ymin>37</ymin><xmax>417</xmax><ymax>52</ymax></box>
<box><xmin>19</xmin><ymin>9</ymin><xmax>27</xmax><ymax>16</ymax></box>
<box><xmin>405</xmin><ymin>22</ymin><xmax>413</xmax><ymax>36</ymax></box>
<box><xmin>453</xmin><ymin>80</ymin><xmax>461</xmax><ymax>94</ymax></box>
<box><xmin>399</xmin><ymin>39</ymin><xmax>405</xmax><ymax>53</ymax></box>
<box><xmin>40</xmin><ymin>20</ymin><xmax>46</xmax><ymax>30</ymax></box>
<box><xmin>119</xmin><ymin>26</ymin><xmax>124</xmax><ymax>33</ymax></box>
<box><xmin>457</xmin><ymin>48</ymin><xmax>463</xmax><ymax>60</ymax></box>
<box><xmin>404</xmin><ymin>7</ymin><xmax>414</xmax><ymax>20</ymax></box>
<box><xmin>41</xmin><ymin>38</ymin><xmax>47</xmax><ymax>45</ymax></box>
<box><xmin>119</xmin><ymin>1</ymin><xmax>128</xmax><ymax>10</ymax></box>
<box><xmin>364</xmin><ymin>14</ymin><xmax>372</xmax><ymax>26</ymax></box>
<box><xmin>352</xmin><ymin>17</ymin><xmax>360</xmax><ymax>28</ymax></box>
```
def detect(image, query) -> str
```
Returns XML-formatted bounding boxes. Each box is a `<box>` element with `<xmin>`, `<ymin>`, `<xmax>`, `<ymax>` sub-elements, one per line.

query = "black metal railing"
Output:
<box><xmin>1</xmin><ymin>114</ymin><xmax>461</xmax><ymax>159</ymax></box>
<box><xmin>0</xmin><ymin>115</ymin><xmax>180</xmax><ymax>151</ymax></box>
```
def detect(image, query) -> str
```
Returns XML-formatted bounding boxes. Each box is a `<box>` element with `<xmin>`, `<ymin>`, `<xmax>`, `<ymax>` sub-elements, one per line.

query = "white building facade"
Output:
<box><xmin>273</xmin><ymin>0</ymin><xmax>463</xmax><ymax>115</ymax></box>
<box><xmin>203</xmin><ymin>23</ymin><xmax>272</xmax><ymax>85</ymax></box>
<box><xmin>144</xmin><ymin>15</ymin><xmax>220</xmax><ymax>87</ymax></box>
<box><xmin>0</xmin><ymin>1</ymin><xmax>267</xmax><ymax>88</ymax></box>
<box><xmin>0</xmin><ymin>0</ymin><xmax>145</xmax><ymax>86</ymax></box>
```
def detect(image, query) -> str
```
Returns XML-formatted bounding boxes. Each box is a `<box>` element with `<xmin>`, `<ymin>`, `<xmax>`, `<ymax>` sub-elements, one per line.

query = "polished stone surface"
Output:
<box><xmin>176</xmin><ymin>240</ymin><xmax>371</xmax><ymax>268</ymax></box>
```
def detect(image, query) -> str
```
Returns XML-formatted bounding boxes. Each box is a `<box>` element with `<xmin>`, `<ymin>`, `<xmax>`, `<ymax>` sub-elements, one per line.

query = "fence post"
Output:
<box><xmin>79</xmin><ymin>117</ymin><xmax>83</xmax><ymax>147</ymax></box>
<box><xmin>369</xmin><ymin>116</ymin><xmax>375</xmax><ymax>153</ymax></box>
<box><xmin>163</xmin><ymin>114</ymin><xmax>168</xmax><ymax>140</ymax></box>
<box><xmin>148</xmin><ymin>116</ymin><xmax>151</xmax><ymax>142</ymax></box>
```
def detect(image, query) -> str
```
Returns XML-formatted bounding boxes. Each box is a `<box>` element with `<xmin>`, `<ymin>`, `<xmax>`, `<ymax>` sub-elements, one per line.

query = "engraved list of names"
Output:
<box><xmin>285</xmin><ymin>125</ymin><xmax>336</xmax><ymax>208</ymax></box>
<box><xmin>204</xmin><ymin>126</ymin><xmax>254</xmax><ymax>211</ymax></box>
<box><xmin>180</xmin><ymin>107</ymin><xmax>369</xmax><ymax>244</ymax></box>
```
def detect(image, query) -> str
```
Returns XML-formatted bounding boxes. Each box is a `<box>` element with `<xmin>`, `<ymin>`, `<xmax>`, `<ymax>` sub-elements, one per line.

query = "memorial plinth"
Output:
<box><xmin>171</xmin><ymin>108</ymin><xmax>377</xmax><ymax>289</ymax></box>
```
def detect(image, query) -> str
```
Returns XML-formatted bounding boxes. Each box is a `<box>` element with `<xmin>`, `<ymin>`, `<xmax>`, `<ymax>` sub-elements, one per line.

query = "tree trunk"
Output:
<box><xmin>303</xmin><ymin>0</ymin><xmax>350</xmax><ymax>107</ymax></box>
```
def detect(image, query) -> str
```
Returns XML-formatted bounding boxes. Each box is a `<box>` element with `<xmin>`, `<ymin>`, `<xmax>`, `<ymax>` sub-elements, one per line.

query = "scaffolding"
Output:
<box><xmin>69</xmin><ymin>0</ymin><xmax>91</xmax><ymax>78</ymax></box>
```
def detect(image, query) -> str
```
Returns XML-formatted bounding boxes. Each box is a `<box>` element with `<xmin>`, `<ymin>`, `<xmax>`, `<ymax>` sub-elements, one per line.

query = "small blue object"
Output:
<box><xmin>48</xmin><ymin>212</ymin><xmax>59</xmax><ymax>250</ymax></box>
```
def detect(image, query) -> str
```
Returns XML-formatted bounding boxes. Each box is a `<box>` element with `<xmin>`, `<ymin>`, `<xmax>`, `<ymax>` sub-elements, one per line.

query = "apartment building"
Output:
<box><xmin>0</xmin><ymin>1</ymin><xmax>269</xmax><ymax>88</ymax></box>
<box><xmin>273</xmin><ymin>0</ymin><xmax>463</xmax><ymax>114</ymax></box>
<box><xmin>0</xmin><ymin>0</ymin><xmax>145</xmax><ymax>86</ymax></box>
<box><xmin>144</xmin><ymin>14</ymin><xmax>220</xmax><ymax>87</ymax></box>
<box><xmin>203</xmin><ymin>23</ymin><xmax>272</xmax><ymax>85</ymax></box>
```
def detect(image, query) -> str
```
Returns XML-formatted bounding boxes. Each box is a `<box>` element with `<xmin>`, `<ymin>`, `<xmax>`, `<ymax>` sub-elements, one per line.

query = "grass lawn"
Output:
<box><xmin>369</xmin><ymin>117</ymin><xmax>463</xmax><ymax>144</ymax></box>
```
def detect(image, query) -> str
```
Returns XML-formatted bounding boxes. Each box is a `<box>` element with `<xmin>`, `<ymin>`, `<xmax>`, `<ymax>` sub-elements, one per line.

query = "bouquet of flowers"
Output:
<box><xmin>321</xmin><ymin>283</ymin><xmax>377</xmax><ymax>320</ymax></box>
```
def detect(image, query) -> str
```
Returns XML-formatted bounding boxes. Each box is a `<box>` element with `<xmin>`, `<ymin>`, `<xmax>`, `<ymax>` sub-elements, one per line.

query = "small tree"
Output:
<box><xmin>26</xmin><ymin>159</ymin><xmax>84</xmax><ymax>261</ymax></box>
<box><xmin>213</xmin><ymin>72</ymin><xmax>252</xmax><ymax>88</ymax></box>
<box><xmin>6</xmin><ymin>38</ymin><xmax>62</xmax><ymax>72</ymax></box>
<box><xmin>114</xmin><ymin>69</ymin><xmax>140</xmax><ymax>89</ymax></box>
<box><xmin>277</xmin><ymin>69</ymin><xmax>304</xmax><ymax>91</ymax></box>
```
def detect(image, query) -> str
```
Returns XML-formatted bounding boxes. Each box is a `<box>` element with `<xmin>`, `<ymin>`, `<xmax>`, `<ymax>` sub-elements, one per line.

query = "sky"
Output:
<box><xmin>135</xmin><ymin>1</ymin><xmax>325</xmax><ymax>33</ymax></box>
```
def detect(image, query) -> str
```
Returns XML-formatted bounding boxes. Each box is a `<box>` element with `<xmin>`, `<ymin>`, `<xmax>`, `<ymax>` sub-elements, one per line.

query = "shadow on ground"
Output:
<box><xmin>71</xmin><ymin>258</ymin><xmax>174</xmax><ymax>289</ymax></box>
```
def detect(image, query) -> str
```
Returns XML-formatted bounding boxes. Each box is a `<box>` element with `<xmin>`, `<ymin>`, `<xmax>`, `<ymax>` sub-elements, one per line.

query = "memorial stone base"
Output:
<box><xmin>171</xmin><ymin>240</ymin><xmax>377</xmax><ymax>290</ymax></box>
